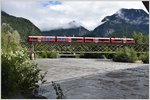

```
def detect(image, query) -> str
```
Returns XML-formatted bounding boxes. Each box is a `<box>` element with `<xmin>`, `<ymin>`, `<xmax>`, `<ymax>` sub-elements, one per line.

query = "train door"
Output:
<box><xmin>122</xmin><ymin>38</ymin><xmax>127</xmax><ymax>43</ymax></box>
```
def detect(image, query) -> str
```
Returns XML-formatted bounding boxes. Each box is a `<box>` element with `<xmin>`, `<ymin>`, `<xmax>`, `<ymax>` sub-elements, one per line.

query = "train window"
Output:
<box><xmin>127</xmin><ymin>40</ymin><xmax>132</xmax><ymax>41</ymax></box>
<box><xmin>85</xmin><ymin>39</ymin><xmax>93</xmax><ymax>41</ymax></box>
<box><xmin>42</xmin><ymin>38</ymin><xmax>54</xmax><ymax>41</ymax></box>
<box><xmin>31</xmin><ymin>38</ymin><xmax>38</xmax><ymax>40</ymax></box>
<box><xmin>114</xmin><ymin>40</ymin><xmax>122</xmax><ymax>41</ymax></box>
<box><xmin>58</xmin><ymin>38</ymin><xmax>65</xmax><ymax>40</ymax></box>
<box><xmin>72</xmin><ymin>38</ymin><xmax>80</xmax><ymax>40</ymax></box>
<box><xmin>72</xmin><ymin>38</ymin><xmax>82</xmax><ymax>41</ymax></box>
<box><xmin>48</xmin><ymin>38</ymin><xmax>54</xmax><ymax>40</ymax></box>
<box><xmin>98</xmin><ymin>39</ymin><xmax>110</xmax><ymax>41</ymax></box>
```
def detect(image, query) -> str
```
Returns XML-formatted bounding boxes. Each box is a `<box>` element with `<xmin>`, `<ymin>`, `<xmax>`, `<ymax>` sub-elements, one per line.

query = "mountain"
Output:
<box><xmin>42</xmin><ymin>21</ymin><xmax>90</xmax><ymax>36</ymax></box>
<box><xmin>1</xmin><ymin>11</ymin><xmax>42</xmax><ymax>40</ymax></box>
<box><xmin>92</xmin><ymin>8</ymin><xmax>149</xmax><ymax>37</ymax></box>
<box><xmin>43</xmin><ymin>9</ymin><xmax>148</xmax><ymax>37</ymax></box>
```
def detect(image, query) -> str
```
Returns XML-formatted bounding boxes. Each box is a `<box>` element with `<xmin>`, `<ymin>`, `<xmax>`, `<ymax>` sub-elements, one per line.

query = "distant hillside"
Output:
<box><xmin>42</xmin><ymin>26</ymin><xmax>90</xmax><ymax>37</ymax></box>
<box><xmin>1</xmin><ymin>11</ymin><xmax>42</xmax><ymax>40</ymax></box>
<box><xmin>91</xmin><ymin>8</ymin><xmax>149</xmax><ymax>37</ymax></box>
<box><xmin>42</xmin><ymin>21</ymin><xmax>90</xmax><ymax>36</ymax></box>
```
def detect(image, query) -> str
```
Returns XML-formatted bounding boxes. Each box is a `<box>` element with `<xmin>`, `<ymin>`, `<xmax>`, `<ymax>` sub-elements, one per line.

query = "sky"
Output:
<box><xmin>1</xmin><ymin>0</ymin><xmax>148</xmax><ymax>31</ymax></box>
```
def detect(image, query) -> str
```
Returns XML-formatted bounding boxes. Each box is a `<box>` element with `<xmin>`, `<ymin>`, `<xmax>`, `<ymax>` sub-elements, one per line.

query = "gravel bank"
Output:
<box><xmin>36</xmin><ymin>58</ymin><xmax>149</xmax><ymax>99</ymax></box>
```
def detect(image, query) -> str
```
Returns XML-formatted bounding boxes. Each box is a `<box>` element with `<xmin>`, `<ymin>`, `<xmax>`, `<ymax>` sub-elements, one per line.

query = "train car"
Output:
<box><xmin>84</xmin><ymin>37</ymin><xmax>111</xmax><ymax>43</ymax></box>
<box><xmin>28</xmin><ymin>36</ymin><xmax>56</xmax><ymax>42</ymax></box>
<box><xmin>123</xmin><ymin>38</ymin><xmax>135</xmax><ymax>44</ymax></box>
<box><xmin>57</xmin><ymin>36</ymin><xmax>71</xmax><ymax>42</ymax></box>
<box><xmin>70</xmin><ymin>37</ymin><xmax>84</xmax><ymax>43</ymax></box>
<box><xmin>111</xmin><ymin>38</ymin><xmax>123</xmax><ymax>43</ymax></box>
<box><xmin>111</xmin><ymin>38</ymin><xmax>135</xmax><ymax>44</ymax></box>
<box><xmin>95</xmin><ymin>38</ymin><xmax>111</xmax><ymax>43</ymax></box>
<box><xmin>84</xmin><ymin>37</ymin><xmax>96</xmax><ymax>43</ymax></box>
<box><xmin>28</xmin><ymin>36</ymin><xmax>41</xmax><ymax>42</ymax></box>
<box><xmin>41</xmin><ymin>36</ymin><xmax>56</xmax><ymax>42</ymax></box>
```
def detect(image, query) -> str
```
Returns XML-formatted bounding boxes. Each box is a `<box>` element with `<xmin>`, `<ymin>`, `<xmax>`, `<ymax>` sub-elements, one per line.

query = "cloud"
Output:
<box><xmin>1</xmin><ymin>0</ymin><xmax>148</xmax><ymax>31</ymax></box>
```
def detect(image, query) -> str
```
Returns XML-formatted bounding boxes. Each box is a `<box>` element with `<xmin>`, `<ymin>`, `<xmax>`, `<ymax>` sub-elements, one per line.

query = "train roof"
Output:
<box><xmin>70</xmin><ymin>37</ymin><xmax>83</xmax><ymax>38</ymax></box>
<box><xmin>28</xmin><ymin>36</ymin><xmax>55</xmax><ymax>38</ymax></box>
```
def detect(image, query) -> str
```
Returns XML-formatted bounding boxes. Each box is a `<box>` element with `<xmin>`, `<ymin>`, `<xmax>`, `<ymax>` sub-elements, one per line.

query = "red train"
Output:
<box><xmin>28</xmin><ymin>36</ymin><xmax>135</xmax><ymax>44</ymax></box>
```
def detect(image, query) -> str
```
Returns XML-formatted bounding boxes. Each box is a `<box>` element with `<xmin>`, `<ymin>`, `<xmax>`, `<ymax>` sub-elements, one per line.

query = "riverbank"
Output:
<box><xmin>35</xmin><ymin>58</ymin><xmax>149</xmax><ymax>99</ymax></box>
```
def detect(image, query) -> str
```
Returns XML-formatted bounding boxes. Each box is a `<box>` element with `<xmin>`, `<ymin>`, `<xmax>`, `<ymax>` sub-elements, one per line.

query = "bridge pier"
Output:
<box><xmin>29</xmin><ymin>42</ymin><xmax>35</xmax><ymax>60</ymax></box>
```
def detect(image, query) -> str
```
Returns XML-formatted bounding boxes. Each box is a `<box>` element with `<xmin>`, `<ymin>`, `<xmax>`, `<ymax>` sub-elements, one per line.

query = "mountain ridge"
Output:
<box><xmin>91</xmin><ymin>8</ymin><xmax>149</xmax><ymax>37</ymax></box>
<box><xmin>1</xmin><ymin>11</ymin><xmax>42</xmax><ymax>40</ymax></box>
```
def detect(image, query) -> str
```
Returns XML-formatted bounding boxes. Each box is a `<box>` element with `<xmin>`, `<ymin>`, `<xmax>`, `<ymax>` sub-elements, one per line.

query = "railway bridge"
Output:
<box><xmin>22</xmin><ymin>42</ymin><xmax>149</xmax><ymax>59</ymax></box>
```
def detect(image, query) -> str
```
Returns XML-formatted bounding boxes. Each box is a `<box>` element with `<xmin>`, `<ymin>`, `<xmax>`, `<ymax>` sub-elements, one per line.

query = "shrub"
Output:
<box><xmin>36</xmin><ymin>51</ymin><xmax>58</xmax><ymax>58</ymax></box>
<box><xmin>113</xmin><ymin>47</ymin><xmax>138</xmax><ymax>63</ymax></box>
<box><xmin>1</xmin><ymin>49</ymin><xmax>43</xmax><ymax>98</ymax></box>
<box><xmin>2</xmin><ymin>26</ymin><xmax>21</xmax><ymax>52</ymax></box>
<box><xmin>80</xmin><ymin>53</ymin><xmax>114</xmax><ymax>59</ymax></box>
<box><xmin>41</xmin><ymin>51</ymin><xmax>48</xmax><ymax>58</ymax></box>
<box><xmin>80</xmin><ymin>53</ymin><xmax>104</xmax><ymax>58</ymax></box>
<box><xmin>47</xmin><ymin>51</ymin><xmax>58</xmax><ymax>58</ymax></box>
<box><xmin>1</xmin><ymin>23</ymin><xmax>46</xmax><ymax>98</ymax></box>
<box><xmin>139</xmin><ymin>52</ymin><xmax>149</xmax><ymax>63</ymax></box>
<box><xmin>104</xmin><ymin>53</ymin><xmax>114</xmax><ymax>59</ymax></box>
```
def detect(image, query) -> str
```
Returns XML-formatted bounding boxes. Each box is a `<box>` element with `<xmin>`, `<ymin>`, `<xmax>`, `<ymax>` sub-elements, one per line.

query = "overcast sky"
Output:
<box><xmin>1</xmin><ymin>0</ymin><xmax>148</xmax><ymax>31</ymax></box>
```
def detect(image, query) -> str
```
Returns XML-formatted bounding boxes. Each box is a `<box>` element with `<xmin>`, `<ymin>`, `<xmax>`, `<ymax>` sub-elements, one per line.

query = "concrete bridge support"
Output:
<box><xmin>29</xmin><ymin>43</ymin><xmax>35</xmax><ymax>60</ymax></box>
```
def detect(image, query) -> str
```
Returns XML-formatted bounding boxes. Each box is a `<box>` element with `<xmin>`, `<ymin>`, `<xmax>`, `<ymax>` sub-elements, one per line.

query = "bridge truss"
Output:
<box><xmin>22</xmin><ymin>42</ymin><xmax>149</xmax><ymax>54</ymax></box>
